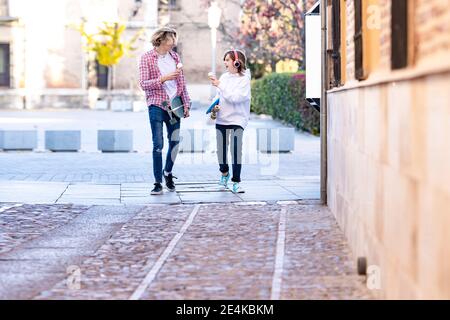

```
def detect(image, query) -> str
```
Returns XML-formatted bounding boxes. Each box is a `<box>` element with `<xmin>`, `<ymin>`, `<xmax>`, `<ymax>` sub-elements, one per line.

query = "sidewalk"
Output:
<box><xmin>0</xmin><ymin>177</ymin><xmax>319</xmax><ymax>205</ymax></box>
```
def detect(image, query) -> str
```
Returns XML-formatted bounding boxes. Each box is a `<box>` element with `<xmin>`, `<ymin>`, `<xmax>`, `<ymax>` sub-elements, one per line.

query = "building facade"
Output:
<box><xmin>326</xmin><ymin>0</ymin><xmax>450</xmax><ymax>298</ymax></box>
<box><xmin>0</xmin><ymin>0</ymin><xmax>158</xmax><ymax>109</ymax></box>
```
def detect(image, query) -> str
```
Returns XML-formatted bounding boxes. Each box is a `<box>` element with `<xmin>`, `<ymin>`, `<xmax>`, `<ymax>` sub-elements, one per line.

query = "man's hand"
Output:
<box><xmin>184</xmin><ymin>108</ymin><xmax>190</xmax><ymax>118</ymax></box>
<box><xmin>161</xmin><ymin>70</ymin><xmax>181</xmax><ymax>83</ymax></box>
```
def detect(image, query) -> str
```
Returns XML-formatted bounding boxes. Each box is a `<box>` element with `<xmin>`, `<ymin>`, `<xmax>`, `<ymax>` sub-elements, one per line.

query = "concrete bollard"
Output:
<box><xmin>94</xmin><ymin>100</ymin><xmax>108</xmax><ymax>110</ymax></box>
<box><xmin>179</xmin><ymin>129</ymin><xmax>209</xmax><ymax>153</ymax></box>
<box><xmin>111</xmin><ymin>100</ymin><xmax>133</xmax><ymax>112</ymax></box>
<box><xmin>133</xmin><ymin>101</ymin><xmax>147</xmax><ymax>112</ymax></box>
<box><xmin>0</xmin><ymin>130</ymin><xmax>38</xmax><ymax>151</ymax></box>
<box><xmin>257</xmin><ymin>128</ymin><xmax>295</xmax><ymax>153</ymax></box>
<box><xmin>97</xmin><ymin>130</ymin><xmax>133</xmax><ymax>152</ymax></box>
<box><xmin>45</xmin><ymin>130</ymin><xmax>81</xmax><ymax>152</ymax></box>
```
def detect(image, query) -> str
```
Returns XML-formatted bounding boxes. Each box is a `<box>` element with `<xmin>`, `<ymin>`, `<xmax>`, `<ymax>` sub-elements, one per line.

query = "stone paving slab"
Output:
<box><xmin>121</xmin><ymin>196</ymin><xmax>181</xmax><ymax>205</ymax></box>
<box><xmin>0</xmin><ymin>182</ymin><xmax>68</xmax><ymax>203</ymax></box>
<box><xmin>287</xmin><ymin>190</ymin><xmax>321</xmax><ymax>199</ymax></box>
<box><xmin>178</xmin><ymin>191</ymin><xmax>243</xmax><ymax>204</ymax></box>
<box><xmin>0</xmin><ymin>179</ymin><xmax>320</xmax><ymax>205</ymax></box>
<box><xmin>56</xmin><ymin>198</ymin><xmax>122</xmax><ymax>205</ymax></box>
<box><xmin>64</xmin><ymin>184</ymin><xmax>121</xmax><ymax>196</ymax></box>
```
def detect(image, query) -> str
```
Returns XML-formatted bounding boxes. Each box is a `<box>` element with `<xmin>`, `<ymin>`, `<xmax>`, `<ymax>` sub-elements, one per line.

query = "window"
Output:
<box><xmin>0</xmin><ymin>0</ymin><xmax>9</xmax><ymax>16</ymax></box>
<box><xmin>0</xmin><ymin>43</ymin><xmax>10</xmax><ymax>87</ymax></box>
<box><xmin>331</xmin><ymin>0</ymin><xmax>341</xmax><ymax>86</ymax></box>
<box><xmin>354</xmin><ymin>0</ymin><xmax>365</xmax><ymax>80</ymax></box>
<box><xmin>340</xmin><ymin>0</ymin><xmax>347</xmax><ymax>84</ymax></box>
<box><xmin>96</xmin><ymin>61</ymin><xmax>109</xmax><ymax>89</ymax></box>
<box><xmin>391</xmin><ymin>0</ymin><xmax>408</xmax><ymax>69</ymax></box>
<box><xmin>169</xmin><ymin>0</ymin><xmax>177</xmax><ymax>9</ymax></box>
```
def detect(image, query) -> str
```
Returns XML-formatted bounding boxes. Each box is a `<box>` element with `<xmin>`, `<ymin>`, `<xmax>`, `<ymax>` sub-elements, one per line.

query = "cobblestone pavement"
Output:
<box><xmin>0</xmin><ymin>204</ymin><xmax>90</xmax><ymax>255</ymax></box>
<box><xmin>0</xmin><ymin>202</ymin><xmax>375</xmax><ymax>300</ymax></box>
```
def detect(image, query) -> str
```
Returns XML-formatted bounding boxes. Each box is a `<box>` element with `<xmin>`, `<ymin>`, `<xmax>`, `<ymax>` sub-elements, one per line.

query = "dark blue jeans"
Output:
<box><xmin>148</xmin><ymin>105</ymin><xmax>181</xmax><ymax>183</ymax></box>
<box><xmin>216</xmin><ymin>124</ymin><xmax>244</xmax><ymax>183</ymax></box>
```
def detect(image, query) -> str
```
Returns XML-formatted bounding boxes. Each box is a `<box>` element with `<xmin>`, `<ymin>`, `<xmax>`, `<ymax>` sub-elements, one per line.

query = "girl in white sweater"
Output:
<box><xmin>209</xmin><ymin>49</ymin><xmax>251</xmax><ymax>193</ymax></box>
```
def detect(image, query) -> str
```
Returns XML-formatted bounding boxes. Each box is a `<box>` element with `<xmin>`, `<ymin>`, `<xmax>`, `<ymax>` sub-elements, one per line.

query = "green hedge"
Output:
<box><xmin>251</xmin><ymin>72</ymin><xmax>320</xmax><ymax>135</ymax></box>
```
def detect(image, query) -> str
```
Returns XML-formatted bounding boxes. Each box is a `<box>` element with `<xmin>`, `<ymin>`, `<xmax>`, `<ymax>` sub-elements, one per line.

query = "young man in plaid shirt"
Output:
<box><xmin>139</xmin><ymin>27</ymin><xmax>191</xmax><ymax>195</ymax></box>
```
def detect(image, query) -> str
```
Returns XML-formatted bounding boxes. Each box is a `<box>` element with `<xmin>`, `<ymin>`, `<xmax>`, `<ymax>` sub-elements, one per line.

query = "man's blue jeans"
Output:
<box><xmin>148</xmin><ymin>105</ymin><xmax>181</xmax><ymax>183</ymax></box>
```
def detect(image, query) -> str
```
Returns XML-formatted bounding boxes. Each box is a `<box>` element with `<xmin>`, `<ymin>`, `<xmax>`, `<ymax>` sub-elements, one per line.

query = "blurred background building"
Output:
<box><xmin>158</xmin><ymin>0</ymin><xmax>242</xmax><ymax>83</ymax></box>
<box><xmin>0</xmin><ymin>0</ymin><xmax>242</xmax><ymax>109</ymax></box>
<box><xmin>0</xmin><ymin>0</ymin><xmax>159</xmax><ymax>109</ymax></box>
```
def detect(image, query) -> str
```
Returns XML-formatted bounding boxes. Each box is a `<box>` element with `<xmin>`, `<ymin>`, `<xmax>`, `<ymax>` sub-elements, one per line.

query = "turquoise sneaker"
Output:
<box><xmin>232</xmin><ymin>182</ymin><xmax>245</xmax><ymax>193</ymax></box>
<box><xmin>219</xmin><ymin>173</ymin><xmax>230</xmax><ymax>188</ymax></box>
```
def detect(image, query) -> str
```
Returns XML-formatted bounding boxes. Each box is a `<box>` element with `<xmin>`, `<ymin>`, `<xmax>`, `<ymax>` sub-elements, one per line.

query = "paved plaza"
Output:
<box><xmin>0</xmin><ymin>107</ymin><xmax>320</xmax><ymax>204</ymax></box>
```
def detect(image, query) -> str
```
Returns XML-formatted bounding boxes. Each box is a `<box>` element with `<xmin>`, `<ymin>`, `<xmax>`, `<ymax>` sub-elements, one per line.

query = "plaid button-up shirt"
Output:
<box><xmin>139</xmin><ymin>49</ymin><xmax>191</xmax><ymax>111</ymax></box>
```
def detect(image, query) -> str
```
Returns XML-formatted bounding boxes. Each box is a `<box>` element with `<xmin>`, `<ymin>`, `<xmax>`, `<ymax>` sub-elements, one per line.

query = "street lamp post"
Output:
<box><xmin>208</xmin><ymin>1</ymin><xmax>222</xmax><ymax>78</ymax></box>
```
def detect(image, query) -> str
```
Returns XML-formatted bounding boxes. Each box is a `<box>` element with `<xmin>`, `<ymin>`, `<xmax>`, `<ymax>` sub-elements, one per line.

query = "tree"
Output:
<box><xmin>238</xmin><ymin>0</ymin><xmax>316</xmax><ymax>76</ymax></box>
<box><xmin>75</xmin><ymin>21</ymin><xmax>143</xmax><ymax>109</ymax></box>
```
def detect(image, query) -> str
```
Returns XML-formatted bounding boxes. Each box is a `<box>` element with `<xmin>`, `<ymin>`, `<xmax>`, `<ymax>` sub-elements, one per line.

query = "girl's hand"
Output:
<box><xmin>184</xmin><ymin>108</ymin><xmax>190</xmax><ymax>118</ymax></box>
<box><xmin>208</xmin><ymin>73</ymin><xmax>220</xmax><ymax>87</ymax></box>
<box><xmin>210</xmin><ymin>78</ymin><xmax>220</xmax><ymax>87</ymax></box>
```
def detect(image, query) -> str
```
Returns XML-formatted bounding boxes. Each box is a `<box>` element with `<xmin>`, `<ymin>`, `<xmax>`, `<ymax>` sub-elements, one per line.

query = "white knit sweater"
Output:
<box><xmin>213</xmin><ymin>69</ymin><xmax>251</xmax><ymax>129</ymax></box>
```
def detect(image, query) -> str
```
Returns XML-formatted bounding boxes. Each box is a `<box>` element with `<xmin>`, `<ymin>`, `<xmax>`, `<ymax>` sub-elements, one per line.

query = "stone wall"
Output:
<box><xmin>327</xmin><ymin>0</ymin><xmax>450</xmax><ymax>299</ymax></box>
<box><xmin>414</xmin><ymin>0</ymin><xmax>450</xmax><ymax>65</ymax></box>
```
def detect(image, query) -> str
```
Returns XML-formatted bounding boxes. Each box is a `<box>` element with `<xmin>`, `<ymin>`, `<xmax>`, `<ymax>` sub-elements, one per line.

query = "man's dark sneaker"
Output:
<box><xmin>164</xmin><ymin>172</ymin><xmax>177</xmax><ymax>192</ymax></box>
<box><xmin>151</xmin><ymin>183</ymin><xmax>163</xmax><ymax>195</ymax></box>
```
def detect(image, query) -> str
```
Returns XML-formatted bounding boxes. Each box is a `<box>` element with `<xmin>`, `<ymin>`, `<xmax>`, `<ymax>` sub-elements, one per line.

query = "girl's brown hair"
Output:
<box><xmin>151</xmin><ymin>27</ymin><xmax>177</xmax><ymax>47</ymax></box>
<box><xmin>223</xmin><ymin>49</ymin><xmax>247</xmax><ymax>75</ymax></box>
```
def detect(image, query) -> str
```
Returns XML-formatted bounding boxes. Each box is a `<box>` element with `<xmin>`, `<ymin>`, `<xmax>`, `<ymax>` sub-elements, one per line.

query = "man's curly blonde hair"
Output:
<box><xmin>151</xmin><ymin>26</ymin><xmax>177</xmax><ymax>47</ymax></box>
